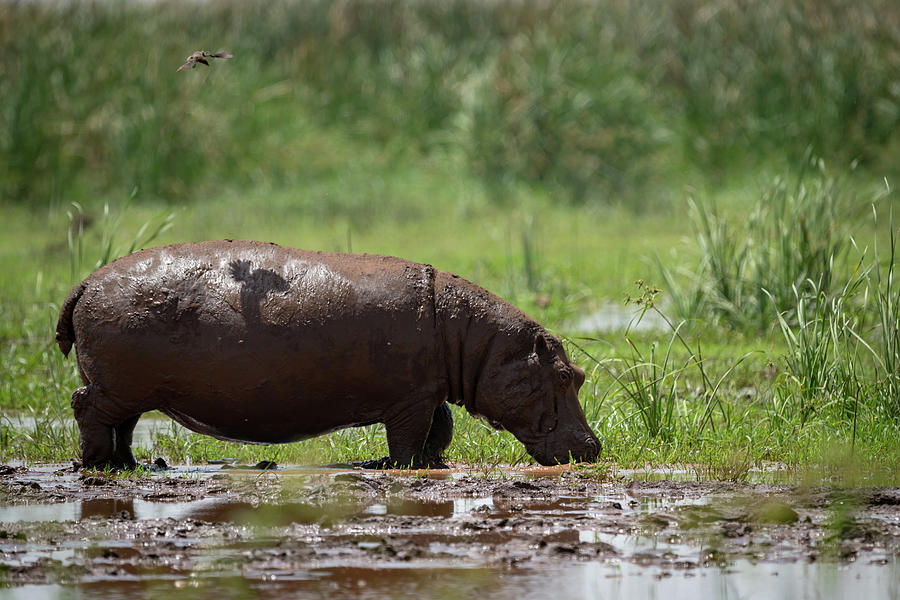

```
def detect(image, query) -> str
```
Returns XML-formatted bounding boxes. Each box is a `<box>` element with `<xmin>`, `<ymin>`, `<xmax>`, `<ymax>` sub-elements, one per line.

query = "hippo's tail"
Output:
<box><xmin>56</xmin><ymin>281</ymin><xmax>86</xmax><ymax>358</ymax></box>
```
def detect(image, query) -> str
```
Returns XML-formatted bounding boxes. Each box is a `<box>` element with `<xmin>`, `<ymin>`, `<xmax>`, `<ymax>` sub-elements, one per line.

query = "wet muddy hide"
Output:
<box><xmin>56</xmin><ymin>241</ymin><xmax>601</xmax><ymax>469</ymax></box>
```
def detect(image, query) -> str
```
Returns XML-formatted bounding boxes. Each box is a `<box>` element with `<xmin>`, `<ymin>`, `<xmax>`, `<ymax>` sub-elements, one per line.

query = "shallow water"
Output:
<box><xmin>0</xmin><ymin>489</ymin><xmax>697</xmax><ymax>525</ymax></box>
<box><xmin>0</xmin><ymin>495</ymin><xmax>499</xmax><ymax>524</ymax></box>
<box><xmin>2</xmin><ymin>557</ymin><xmax>897</xmax><ymax>600</ymax></box>
<box><xmin>2</xmin><ymin>465</ymin><xmax>898</xmax><ymax>598</ymax></box>
<box><xmin>573</xmin><ymin>302</ymin><xmax>669</xmax><ymax>333</ymax></box>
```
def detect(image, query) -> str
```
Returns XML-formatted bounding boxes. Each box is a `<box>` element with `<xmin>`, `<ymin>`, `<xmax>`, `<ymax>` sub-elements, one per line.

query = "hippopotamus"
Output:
<box><xmin>55</xmin><ymin>240</ymin><xmax>601</xmax><ymax>469</ymax></box>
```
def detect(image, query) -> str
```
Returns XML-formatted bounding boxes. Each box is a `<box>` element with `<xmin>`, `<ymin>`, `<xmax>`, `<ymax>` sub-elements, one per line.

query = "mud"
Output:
<box><xmin>1</xmin><ymin>463</ymin><xmax>899</xmax><ymax>598</ymax></box>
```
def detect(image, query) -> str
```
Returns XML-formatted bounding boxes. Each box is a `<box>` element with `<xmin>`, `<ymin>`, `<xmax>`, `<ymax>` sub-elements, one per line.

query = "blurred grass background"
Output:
<box><xmin>3</xmin><ymin>0</ymin><xmax>899</xmax><ymax>206</ymax></box>
<box><xmin>2</xmin><ymin>0</ymin><xmax>900</xmax><ymax>473</ymax></box>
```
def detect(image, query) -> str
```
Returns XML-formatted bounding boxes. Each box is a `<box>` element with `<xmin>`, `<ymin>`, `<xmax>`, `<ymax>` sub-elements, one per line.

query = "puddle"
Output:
<box><xmin>0</xmin><ymin>477</ymin><xmax>809</xmax><ymax>529</ymax></box>
<box><xmin>362</xmin><ymin>497</ymin><xmax>493</xmax><ymax>518</ymax></box>
<box><xmin>0</xmin><ymin>485</ymin><xmax>704</xmax><ymax>525</ymax></box>
<box><xmin>0</xmin><ymin>497</ymin><xmax>243</xmax><ymax>524</ymax></box>
<box><xmin>563</xmin><ymin>558</ymin><xmax>900</xmax><ymax>600</ymax></box>
<box><xmin>573</xmin><ymin>302</ymin><xmax>669</xmax><ymax>333</ymax></box>
<box><xmin>2</xmin><ymin>558</ymin><xmax>898</xmax><ymax>600</ymax></box>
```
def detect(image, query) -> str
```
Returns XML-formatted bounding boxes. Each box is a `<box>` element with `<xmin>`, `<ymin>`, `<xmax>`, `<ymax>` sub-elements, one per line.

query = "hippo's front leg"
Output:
<box><xmin>359</xmin><ymin>402</ymin><xmax>453</xmax><ymax>469</ymax></box>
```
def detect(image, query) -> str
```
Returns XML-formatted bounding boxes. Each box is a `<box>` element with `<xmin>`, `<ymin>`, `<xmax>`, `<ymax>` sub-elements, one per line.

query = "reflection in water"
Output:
<box><xmin>363</xmin><ymin>500</ymin><xmax>455</xmax><ymax>518</ymax></box>
<box><xmin>79</xmin><ymin>498</ymin><xmax>135</xmax><ymax>520</ymax></box>
<box><xmin>2</xmin><ymin>559</ymin><xmax>898</xmax><ymax>600</ymax></box>
<box><xmin>567</xmin><ymin>558</ymin><xmax>900</xmax><ymax>600</ymax></box>
<box><xmin>0</xmin><ymin>496</ymin><xmax>496</xmax><ymax>525</ymax></box>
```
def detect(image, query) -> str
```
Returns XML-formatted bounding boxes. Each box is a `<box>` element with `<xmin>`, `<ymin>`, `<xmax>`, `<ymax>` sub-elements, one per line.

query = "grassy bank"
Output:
<box><xmin>2</xmin><ymin>1</ymin><xmax>900</xmax><ymax>481</ymax></box>
<box><xmin>2</xmin><ymin>164</ymin><xmax>899</xmax><ymax>481</ymax></box>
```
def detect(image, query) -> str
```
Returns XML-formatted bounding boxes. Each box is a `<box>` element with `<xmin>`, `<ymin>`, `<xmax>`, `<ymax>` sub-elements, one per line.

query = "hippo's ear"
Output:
<box><xmin>532</xmin><ymin>333</ymin><xmax>554</xmax><ymax>363</ymax></box>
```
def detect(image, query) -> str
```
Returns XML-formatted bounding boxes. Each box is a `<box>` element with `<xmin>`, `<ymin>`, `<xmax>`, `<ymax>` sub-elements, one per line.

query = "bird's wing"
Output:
<box><xmin>197</xmin><ymin>58</ymin><xmax>210</xmax><ymax>66</ymax></box>
<box><xmin>211</xmin><ymin>52</ymin><xmax>233</xmax><ymax>59</ymax></box>
<box><xmin>176</xmin><ymin>59</ymin><xmax>195</xmax><ymax>71</ymax></box>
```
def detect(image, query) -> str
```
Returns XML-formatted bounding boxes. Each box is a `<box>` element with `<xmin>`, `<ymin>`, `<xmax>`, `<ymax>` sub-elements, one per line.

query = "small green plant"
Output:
<box><xmin>613</xmin><ymin>330</ymin><xmax>680</xmax><ymax>440</ymax></box>
<box><xmin>568</xmin><ymin>461</ymin><xmax>615</xmax><ymax>482</ymax></box>
<box><xmin>576</xmin><ymin>283</ymin><xmax>751</xmax><ymax>440</ymax></box>
<box><xmin>691</xmin><ymin>445</ymin><xmax>755</xmax><ymax>483</ymax></box>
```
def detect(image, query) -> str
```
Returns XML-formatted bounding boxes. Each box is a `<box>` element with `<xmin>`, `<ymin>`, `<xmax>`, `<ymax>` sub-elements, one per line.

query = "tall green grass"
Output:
<box><xmin>868</xmin><ymin>208</ymin><xmax>900</xmax><ymax>415</ymax></box>
<box><xmin>655</xmin><ymin>165</ymin><xmax>899</xmax><ymax>440</ymax></box>
<box><xmin>770</xmin><ymin>278</ymin><xmax>863</xmax><ymax>426</ymax></box>
<box><xmin>771</xmin><ymin>206</ymin><xmax>900</xmax><ymax>424</ymax></box>
<box><xmin>3</xmin><ymin>0</ymin><xmax>899</xmax><ymax>206</ymax></box>
<box><xmin>662</xmin><ymin>161</ymin><xmax>881</xmax><ymax>330</ymax></box>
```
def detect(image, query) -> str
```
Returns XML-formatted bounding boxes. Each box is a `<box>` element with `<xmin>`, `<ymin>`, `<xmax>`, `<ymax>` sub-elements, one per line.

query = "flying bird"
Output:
<box><xmin>177</xmin><ymin>50</ymin><xmax>233</xmax><ymax>72</ymax></box>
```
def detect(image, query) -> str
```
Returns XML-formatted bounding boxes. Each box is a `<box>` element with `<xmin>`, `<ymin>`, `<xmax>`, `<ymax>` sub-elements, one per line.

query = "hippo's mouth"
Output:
<box><xmin>530</xmin><ymin>433</ymin><xmax>601</xmax><ymax>466</ymax></box>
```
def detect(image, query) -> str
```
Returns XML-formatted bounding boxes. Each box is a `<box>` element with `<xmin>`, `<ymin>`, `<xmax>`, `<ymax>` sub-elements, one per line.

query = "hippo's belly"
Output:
<box><xmin>78</xmin><ymin>313</ymin><xmax>440</xmax><ymax>443</ymax></box>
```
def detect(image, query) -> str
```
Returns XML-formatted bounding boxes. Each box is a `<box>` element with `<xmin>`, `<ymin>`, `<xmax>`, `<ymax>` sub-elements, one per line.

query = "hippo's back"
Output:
<box><xmin>77</xmin><ymin>241</ymin><xmax>431</xmax><ymax>328</ymax></box>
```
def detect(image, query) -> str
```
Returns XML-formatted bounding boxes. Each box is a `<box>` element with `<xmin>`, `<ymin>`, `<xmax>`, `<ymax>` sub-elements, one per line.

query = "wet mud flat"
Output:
<box><xmin>1</xmin><ymin>464</ymin><xmax>899</xmax><ymax>599</ymax></box>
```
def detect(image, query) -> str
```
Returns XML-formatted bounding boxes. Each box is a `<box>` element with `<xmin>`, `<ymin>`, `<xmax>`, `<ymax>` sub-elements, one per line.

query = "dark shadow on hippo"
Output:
<box><xmin>55</xmin><ymin>241</ymin><xmax>601</xmax><ymax>470</ymax></box>
<box><xmin>228</xmin><ymin>259</ymin><xmax>289</xmax><ymax>324</ymax></box>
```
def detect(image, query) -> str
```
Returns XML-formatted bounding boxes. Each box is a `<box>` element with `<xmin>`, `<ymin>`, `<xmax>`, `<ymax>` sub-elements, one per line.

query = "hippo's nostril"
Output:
<box><xmin>583</xmin><ymin>436</ymin><xmax>601</xmax><ymax>460</ymax></box>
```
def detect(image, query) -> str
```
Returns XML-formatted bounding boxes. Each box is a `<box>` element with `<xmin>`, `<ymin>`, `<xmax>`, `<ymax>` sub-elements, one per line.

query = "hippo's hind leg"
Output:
<box><xmin>421</xmin><ymin>403</ymin><xmax>453</xmax><ymax>467</ymax></box>
<box><xmin>71</xmin><ymin>384</ymin><xmax>138</xmax><ymax>470</ymax></box>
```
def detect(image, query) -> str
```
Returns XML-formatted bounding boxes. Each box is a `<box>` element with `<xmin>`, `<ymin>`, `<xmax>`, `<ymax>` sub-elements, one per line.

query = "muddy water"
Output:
<box><xmin>2</xmin><ymin>465</ymin><xmax>899</xmax><ymax>599</ymax></box>
<box><xmin>3</xmin><ymin>559</ymin><xmax>899</xmax><ymax>600</ymax></box>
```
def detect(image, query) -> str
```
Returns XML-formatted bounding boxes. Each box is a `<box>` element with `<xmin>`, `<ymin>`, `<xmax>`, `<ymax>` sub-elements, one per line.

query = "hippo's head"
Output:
<box><xmin>474</xmin><ymin>330</ymin><xmax>601</xmax><ymax>465</ymax></box>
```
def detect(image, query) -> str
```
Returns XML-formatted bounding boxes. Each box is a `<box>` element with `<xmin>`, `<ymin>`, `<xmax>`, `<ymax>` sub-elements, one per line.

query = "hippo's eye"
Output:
<box><xmin>557</xmin><ymin>366</ymin><xmax>573</xmax><ymax>386</ymax></box>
